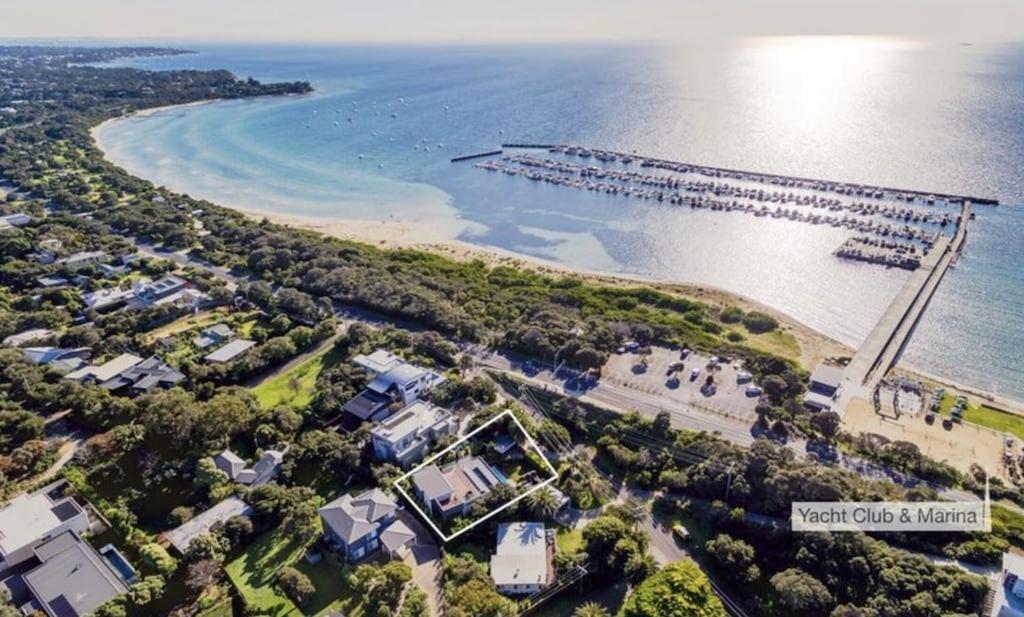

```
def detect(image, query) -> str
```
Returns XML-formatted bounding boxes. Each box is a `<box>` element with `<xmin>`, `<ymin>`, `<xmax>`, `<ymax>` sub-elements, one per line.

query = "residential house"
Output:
<box><xmin>165</xmin><ymin>497</ymin><xmax>253</xmax><ymax>554</ymax></box>
<box><xmin>0</xmin><ymin>488</ymin><xmax>91</xmax><ymax>571</ymax></box>
<box><xmin>490</xmin><ymin>522</ymin><xmax>553</xmax><ymax>595</ymax></box>
<box><xmin>193</xmin><ymin>324</ymin><xmax>235</xmax><ymax>349</ymax></box>
<box><xmin>411</xmin><ymin>455</ymin><xmax>506</xmax><ymax>520</ymax></box>
<box><xmin>370</xmin><ymin>401</ymin><xmax>456</xmax><ymax>468</ymax></box>
<box><xmin>342</xmin><ymin>351</ymin><xmax>446</xmax><ymax>425</ymax></box>
<box><xmin>18</xmin><ymin>530</ymin><xmax>128</xmax><ymax>617</ymax></box>
<box><xmin>214</xmin><ymin>447</ymin><xmax>287</xmax><ymax>486</ymax></box>
<box><xmin>64</xmin><ymin>354</ymin><xmax>184</xmax><ymax>394</ymax></box>
<box><xmin>82</xmin><ymin>286</ymin><xmax>135</xmax><ymax>312</ymax></box>
<box><xmin>204</xmin><ymin>339</ymin><xmax>256</xmax><ymax>364</ymax></box>
<box><xmin>21</xmin><ymin>346</ymin><xmax>90</xmax><ymax>372</ymax></box>
<box><xmin>34</xmin><ymin>276</ymin><xmax>69</xmax><ymax>288</ymax></box>
<box><xmin>126</xmin><ymin>275</ymin><xmax>208</xmax><ymax>311</ymax></box>
<box><xmin>56</xmin><ymin>250</ymin><xmax>107</xmax><ymax>270</ymax></box>
<box><xmin>0</xmin><ymin>212</ymin><xmax>32</xmax><ymax>229</ymax></box>
<box><xmin>353</xmin><ymin>349</ymin><xmax>404</xmax><ymax>375</ymax></box>
<box><xmin>993</xmin><ymin>551</ymin><xmax>1024</xmax><ymax>617</ymax></box>
<box><xmin>319</xmin><ymin>489</ymin><xmax>414</xmax><ymax>562</ymax></box>
<box><xmin>804</xmin><ymin>363</ymin><xmax>844</xmax><ymax>412</ymax></box>
<box><xmin>2</xmin><ymin>328</ymin><xmax>55</xmax><ymax>347</ymax></box>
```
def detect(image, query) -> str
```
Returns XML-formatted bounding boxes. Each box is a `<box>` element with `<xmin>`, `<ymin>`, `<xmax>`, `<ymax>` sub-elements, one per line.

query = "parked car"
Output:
<box><xmin>672</xmin><ymin>524</ymin><xmax>690</xmax><ymax>543</ymax></box>
<box><xmin>745</xmin><ymin>385</ymin><xmax>763</xmax><ymax>397</ymax></box>
<box><xmin>690</xmin><ymin>367</ymin><xmax>701</xmax><ymax>381</ymax></box>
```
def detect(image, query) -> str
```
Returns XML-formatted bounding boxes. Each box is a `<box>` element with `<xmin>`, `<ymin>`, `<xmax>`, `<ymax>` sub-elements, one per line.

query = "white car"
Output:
<box><xmin>690</xmin><ymin>367</ymin><xmax>701</xmax><ymax>380</ymax></box>
<box><xmin>746</xmin><ymin>385</ymin><xmax>763</xmax><ymax>397</ymax></box>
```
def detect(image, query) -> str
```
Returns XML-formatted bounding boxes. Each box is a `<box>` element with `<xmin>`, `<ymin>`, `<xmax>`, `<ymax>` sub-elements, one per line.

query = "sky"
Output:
<box><xmin>1</xmin><ymin>0</ymin><xmax>1022</xmax><ymax>43</ymax></box>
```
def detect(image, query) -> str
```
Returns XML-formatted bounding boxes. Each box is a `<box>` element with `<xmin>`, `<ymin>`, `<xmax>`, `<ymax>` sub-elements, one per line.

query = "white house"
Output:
<box><xmin>490</xmin><ymin>522</ymin><xmax>552</xmax><ymax>595</ymax></box>
<box><xmin>56</xmin><ymin>250</ymin><xmax>108</xmax><ymax>270</ymax></box>
<box><xmin>165</xmin><ymin>497</ymin><xmax>253</xmax><ymax>555</ymax></box>
<box><xmin>2</xmin><ymin>328</ymin><xmax>56</xmax><ymax>347</ymax></box>
<box><xmin>804</xmin><ymin>363</ymin><xmax>844</xmax><ymax>412</ymax></box>
<box><xmin>342</xmin><ymin>351</ymin><xmax>445</xmax><ymax>425</ymax></box>
<box><xmin>994</xmin><ymin>552</ymin><xmax>1024</xmax><ymax>617</ymax></box>
<box><xmin>370</xmin><ymin>401</ymin><xmax>456</xmax><ymax>468</ymax></box>
<box><xmin>0</xmin><ymin>489</ymin><xmax>91</xmax><ymax>571</ymax></box>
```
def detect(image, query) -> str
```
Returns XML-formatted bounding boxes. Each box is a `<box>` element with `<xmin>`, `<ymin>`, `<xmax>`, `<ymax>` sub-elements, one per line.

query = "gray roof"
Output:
<box><xmin>810</xmin><ymin>364</ymin><xmax>844</xmax><ymax>389</ymax></box>
<box><xmin>411</xmin><ymin>465</ymin><xmax>453</xmax><ymax>502</ymax></box>
<box><xmin>23</xmin><ymin>531</ymin><xmax>127</xmax><ymax>617</ymax></box>
<box><xmin>368</xmin><ymin>363</ymin><xmax>428</xmax><ymax>394</ymax></box>
<box><xmin>319</xmin><ymin>489</ymin><xmax>397</xmax><ymax>545</ymax></box>
<box><xmin>343</xmin><ymin>389</ymin><xmax>392</xmax><ymax>420</ymax></box>
<box><xmin>379</xmin><ymin>520</ymin><xmax>416</xmax><ymax>553</ymax></box>
<box><xmin>165</xmin><ymin>497</ymin><xmax>253</xmax><ymax>554</ymax></box>
<box><xmin>204</xmin><ymin>339</ymin><xmax>255</xmax><ymax>363</ymax></box>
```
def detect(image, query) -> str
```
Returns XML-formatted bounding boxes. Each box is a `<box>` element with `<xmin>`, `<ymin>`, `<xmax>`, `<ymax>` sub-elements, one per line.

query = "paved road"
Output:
<box><xmin>475</xmin><ymin>350</ymin><xmax>760</xmax><ymax>447</ymax></box>
<box><xmin>396</xmin><ymin>509</ymin><xmax>444</xmax><ymax>617</ymax></box>
<box><xmin>133</xmin><ymin>240</ymin><xmax>242</xmax><ymax>292</ymax></box>
<box><xmin>130</xmin><ymin>234</ymin><xmax>998</xmax><ymax>515</ymax></box>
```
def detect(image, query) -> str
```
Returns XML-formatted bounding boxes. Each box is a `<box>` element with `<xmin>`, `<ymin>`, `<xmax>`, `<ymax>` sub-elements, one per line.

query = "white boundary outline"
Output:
<box><xmin>392</xmin><ymin>408</ymin><xmax>559</xmax><ymax>542</ymax></box>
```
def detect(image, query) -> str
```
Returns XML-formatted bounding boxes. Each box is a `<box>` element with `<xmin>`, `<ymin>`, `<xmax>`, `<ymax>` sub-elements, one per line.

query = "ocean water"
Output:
<box><xmin>95</xmin><ymin>39</ymin><xmax>1024</xmax><ymax>400</ymax></box>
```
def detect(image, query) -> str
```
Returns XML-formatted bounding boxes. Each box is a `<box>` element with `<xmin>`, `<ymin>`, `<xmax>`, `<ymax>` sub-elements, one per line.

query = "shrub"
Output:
<box><xmin>742</xmin><ymin>311</ymin><xmax>779</xmax><ymax>333</ymax></box>
<box><xmin>140</xmin><ymin>543</ymin><xmax>178</xmax><ymax>576</ymax></box>
<box><xmin>277</xmin><ymin>566</ymin><xmax>314</xmax><ymax>607</ymax></box>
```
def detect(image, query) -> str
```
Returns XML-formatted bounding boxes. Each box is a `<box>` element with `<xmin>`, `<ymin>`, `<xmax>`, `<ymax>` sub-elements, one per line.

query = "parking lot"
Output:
<box><xmin>602</xmin><ymin>346</ymin><xmax>762</xmax><ymax>421</ymax></box>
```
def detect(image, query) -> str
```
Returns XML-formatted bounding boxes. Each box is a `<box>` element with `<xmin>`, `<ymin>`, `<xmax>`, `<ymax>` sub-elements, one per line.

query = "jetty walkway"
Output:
<box><xmin>836</xmin><ymin>203</ymin><xmax>972</xmax><ymax>412</ymax></box>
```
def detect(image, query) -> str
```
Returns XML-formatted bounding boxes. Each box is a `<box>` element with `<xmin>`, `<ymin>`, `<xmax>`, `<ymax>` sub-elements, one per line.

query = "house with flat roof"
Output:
<box><xmin>805</xmin><ymin>363</ymin><xmax>844</xmax><ymax>412</ymax></box>
<box><xmin>490</xmin><ymin>522</ymin><xmax>552</xmax><ymax>595</ymax></box>
<box><xmin>370</xmin><ymin>401</ymin><xmax>456</xmax><ymax>468</ymax></box>
<box><xmin>411</xmin><ymin>455</ymin><xmax>506</xmax><ymax>520</ymax></box>
<box><xmin>19</xmin><ymin>530</ymin><xmax>128</xmax><ymax>617</ymax></box>
<box><xmin>126</xmin><ymin>275</ymin><xmax>209</xmax><ymax>311</ymax></box>
<box><xmin>319</xmin><ymin>489</ymin><xmax>413</xmax><ymax>562</ymax></box>
<box><xmin>56</xmin><ymin>250</ymin><xmax>107</xmax><ymax>270</ymax></box>
<box><xmin>214</xmin><ymin>447</ymin><xmax>287</xmax><ymax>486</ymax></box>
<box><xmin>2</xmin><ymin>328</ymin><xmax>55</xmax><ymax>348</ymax></box>
<box><xmin>342</xmin><ymin>351</ymin><xmax>446</xmax><ymax>426</ymax></box>
<box><xmin>82</xmin><ymin>286</ymin><xmax>135</xmax><ymax>312</ymax></box>
<box><xmin>204</xmin><ymin>339</ymin><xmax>256</xmax><ymax>364</ymax></box>
<box><xmin>993</xmin><ymin>552</ymin><xmax>1024</xmax><ymax>617</ymax></box>
<box><xmin>0</xmin><ymin>489</ymin><xmax>90</xmax><ymax>571</ymax></box>
<box><xmin>165</xmin><ymin>497</ymin><xmax>253</xmax><ymax>555</ymax></box>
<box><xmin>353</xmin><ymin>349</ymin><xmax>404</xmax><ymax>375</ymax></box>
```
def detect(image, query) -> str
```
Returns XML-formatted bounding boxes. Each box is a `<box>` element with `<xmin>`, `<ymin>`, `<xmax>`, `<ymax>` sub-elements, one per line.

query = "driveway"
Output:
<box><xmin>397</xmin><ymin>509</ymin><xmax>444</xmax><ymax>617</ymax></box>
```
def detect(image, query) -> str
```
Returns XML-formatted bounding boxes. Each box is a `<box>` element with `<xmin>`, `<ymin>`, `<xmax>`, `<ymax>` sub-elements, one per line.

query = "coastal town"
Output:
<box><xmin>0</xmin><ymin>43</ymin><xmax>1022</xmax><ymax>617</ymax></box>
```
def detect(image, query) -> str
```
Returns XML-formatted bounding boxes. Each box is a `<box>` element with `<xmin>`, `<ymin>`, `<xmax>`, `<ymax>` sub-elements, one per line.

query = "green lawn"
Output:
<box><xmin>225</xmin><ymin>527</ymin><xmax>364</xmax><ymax>617</ymax></box>
<box><xmin>225</xmin><ymin>529</ymin><xmax>306</xmax><ymax>616</ymax></box>
<box><xmin>555</xmin><ymin>527</ymin><xmax>583</xmax><ymax>554</ymax></box>
<box><xmin>252</xmin><ymin>345</ymin><xmax>344</xmax><ymax>409</ymax></box>
<box><xmin>938</xmin><ymin>394</ymin><xmax>1024</xmax><ymax>439</ymax></box>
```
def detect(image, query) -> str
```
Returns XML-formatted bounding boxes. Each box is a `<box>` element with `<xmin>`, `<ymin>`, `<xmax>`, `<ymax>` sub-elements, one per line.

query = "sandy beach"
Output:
<box><xmin>88</xmin><ymin>101</ymin><xmax>1021</xmax><ymax>415</ymax></box>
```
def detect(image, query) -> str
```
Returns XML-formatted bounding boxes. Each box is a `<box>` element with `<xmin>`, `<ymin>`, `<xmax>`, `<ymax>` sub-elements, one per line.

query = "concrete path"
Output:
<box><xmin>397</xmin><ymin>509</ymin><xmax>444</xmax><ymax>617</ymax></box>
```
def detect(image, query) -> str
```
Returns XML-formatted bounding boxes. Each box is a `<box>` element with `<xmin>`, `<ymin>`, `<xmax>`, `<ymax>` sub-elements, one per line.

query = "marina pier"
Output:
<box><xmin>836</xmin><ymin>202</ymin><xmax>972</xmax><ymax>412</ymax></box>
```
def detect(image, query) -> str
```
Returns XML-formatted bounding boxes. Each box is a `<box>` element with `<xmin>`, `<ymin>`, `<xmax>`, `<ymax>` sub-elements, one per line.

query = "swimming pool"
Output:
<box><xmin>99</xmin><ymin>544</ymin><xmax>137</xmax><ymax>583</ymax></box>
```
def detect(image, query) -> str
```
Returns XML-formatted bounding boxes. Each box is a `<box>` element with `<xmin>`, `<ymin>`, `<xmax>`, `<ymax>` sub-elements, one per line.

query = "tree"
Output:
<box><xmin>184</xmin><ymin>532</ymin><xmax>230</xmax><ymax>564</ymax></box>
<box><xmin>140</xmin><ymin>543</ymin><xmax>178</xmax><ymax>576</ymax></box>
<box><xmin>398</xmin><ymin>585</ymin><xmax>431</xmax><ymax>617</ymax></box>
<box><xmin>652</xmin><ymin>411</ymin><xmax>671</xmax><ymax>436</ymax></box>
<box><xmin>277</xmin><ymin>566</ymin><xmax>315</xmax><ymax>607</ymax></box>
<box><xmin>185</xmin><ymin>559</ymin><xmax>221</xmax><ymax>593</ymax></box>
<box><xmin>525</xmin><ymin>486</ymin><xmax>560</xmax><ymax>519</ymax></box>
<box><xmin>352</xmin><ymin>562</ymin><xmax>412</xmax><ymax>616</ymax></box>
<box><xmin>770</xmin><ymin>568</ymin><xmax>833</xmax><ymax>615</ymax></box>
<box><xmin>446</xmin><ymin>578</ymin><xmax>516</xmax><ymax>617</ymax></box>
<box><xmin>810</xmin><ymin>411</ymin><xmax>842</xmax><ymax>441</ymax></box>
<box><xmin>195</xmin><ymin>457</ymin><xmax>228</xmax><ymax>487</ymax></box>
<box><xmin>574</xmin><ymin>602</ymin><xmax>611</xmax><ymax>617</ymax></box>
<box><xmin>127</xmin><ymin>575</ymin><xmax>166</xmax><ymax>606</ymax></box>
<box><xmin>222</xmin><ymin>514</ymin><xmax>254</xmax><ymax>546</ymax></box>
<box><xmin>618</xmin><ymin>560</ymin><xmax>726</xmax><ymax>617</ymax></box>
<box><xmin>705</xmin><ymin>534</ymin><xmax>759</xmax><ymax>584</ymax></box>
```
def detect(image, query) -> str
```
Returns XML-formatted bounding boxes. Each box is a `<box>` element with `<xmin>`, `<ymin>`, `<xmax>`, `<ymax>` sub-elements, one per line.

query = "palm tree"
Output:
<box><xmin>526</xmin><ymin>486</ymin><xmax>560</xmax><ymax>519</ymax></box>
<box><xmin>573</xmin><ymin>602</ymin><xmax>611</xmax><ymax>617</ymax></box>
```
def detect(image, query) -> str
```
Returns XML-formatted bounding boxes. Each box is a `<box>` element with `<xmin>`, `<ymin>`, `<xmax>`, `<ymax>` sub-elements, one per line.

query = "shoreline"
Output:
<box><xmin>89</xmin><ymin>99</ymin><xmax>1023</xmax><ymax>412</ymax></box>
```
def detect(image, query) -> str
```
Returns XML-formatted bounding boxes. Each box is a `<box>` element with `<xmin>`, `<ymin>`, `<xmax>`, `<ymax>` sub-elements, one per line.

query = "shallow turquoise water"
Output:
<box><xmin>96</xmin><ymin>40</ymin><xmax>1024</xmax><ymax>400</ymax></box>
